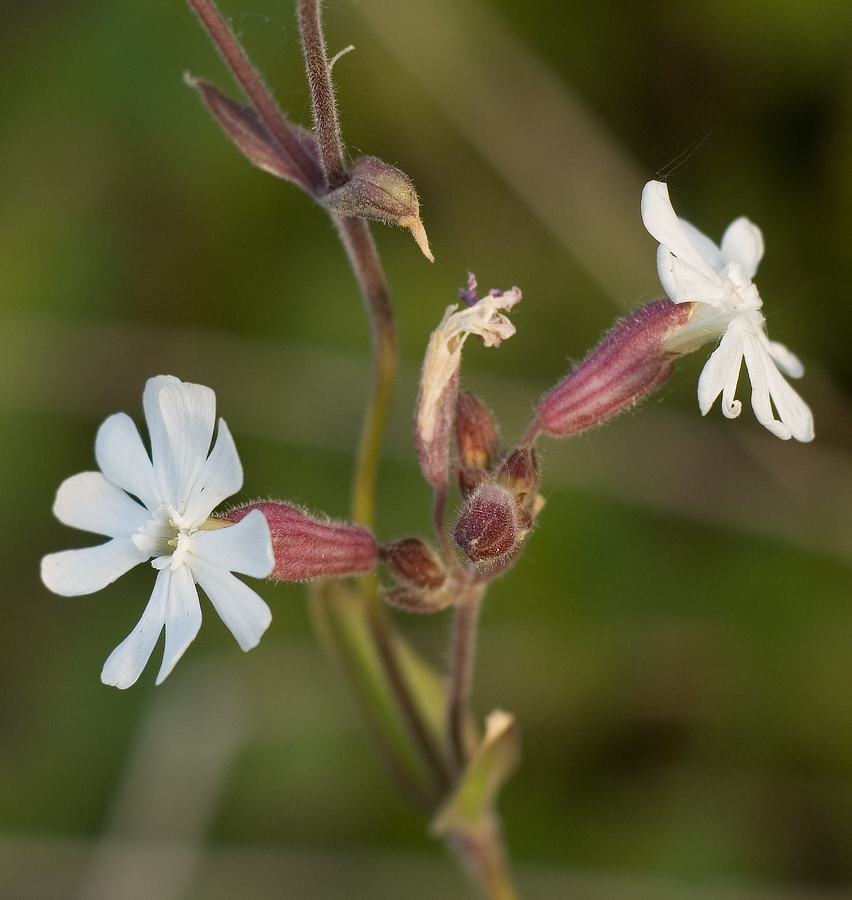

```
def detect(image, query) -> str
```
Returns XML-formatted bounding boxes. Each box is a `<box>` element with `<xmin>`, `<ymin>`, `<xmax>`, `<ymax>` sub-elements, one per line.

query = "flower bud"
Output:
<box><xmin>534</xmin><ymin>299</ymin><xmax>694</xmax><ymax>439</ymax></box>
<box><xmin>380</xmin><ymin>537</ymin><xmax>446</xmax><ymax>591</ymax></box>
<box><xmin>453</xmin><ymin>484</ymin><xmax>526</xmax><ymax>567</ymax></box>
<box><xmin>455</xmin><ymin>391</ymin><xmax>499</xmax><ymax>471</ymax></box>
<box><xmin>496</xmin><ymin>446</ymin><xmax>540</xmax><ymax>511</ymax></box>
<box><xmin>220</xmin><ymin>501</ymin><xmax>377</xmax><ymax>581</ymax></box>
<box><xmin>323</xmin><ymin>156</ymin><xmax>433</xmax><ymax>260</ymax></box>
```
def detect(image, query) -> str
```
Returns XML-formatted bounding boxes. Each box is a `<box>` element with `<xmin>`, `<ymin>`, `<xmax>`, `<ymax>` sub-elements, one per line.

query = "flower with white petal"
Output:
<box><xmin>41</xmin><ymin>375</ymin><xmax>275</xmax><ymax>689</ymax></box>
<box><xmin>641</xmin><ymin>180</ymin><xmax>814</xmax><ymax>442</ymax></box>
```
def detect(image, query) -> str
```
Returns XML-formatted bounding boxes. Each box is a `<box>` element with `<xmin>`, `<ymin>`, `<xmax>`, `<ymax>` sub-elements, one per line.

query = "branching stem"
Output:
<box><xmin>187</xmin><ymin>0</ymin><xmax>322</xmax><ymax>193</ymax></box>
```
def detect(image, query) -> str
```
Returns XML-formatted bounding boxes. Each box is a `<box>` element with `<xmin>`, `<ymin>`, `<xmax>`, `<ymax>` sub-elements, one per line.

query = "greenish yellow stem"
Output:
<box><xmin>447</xmin><ymin>818</ymin><xmax>521</xmax><ymax>900</ymax></box>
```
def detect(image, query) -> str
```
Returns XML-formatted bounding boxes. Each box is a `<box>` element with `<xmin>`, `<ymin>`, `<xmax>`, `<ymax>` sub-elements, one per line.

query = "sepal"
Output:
<box><xmin>220</xmin><ymin>501</ymin><xmax>377</xmax><ymax>581</ymax></box>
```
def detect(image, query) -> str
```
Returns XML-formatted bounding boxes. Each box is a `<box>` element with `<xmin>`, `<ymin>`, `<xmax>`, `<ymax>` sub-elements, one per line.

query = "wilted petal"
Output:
<box><xmin>101</xmin><ymin>568</ymin><xmax>170</xmax><ymax>689</ymax></box>
<box><xmin>155</xmin><ymin>564</ymin><xmax>203</xmax><ymax>685</ymax></box>
<box><xmin>191</xmin><ymin>557</ymin><xmax>272</xmax><ymax>651</ymax></box>
<box><xmin>53</xmin><ymin>472</ymin><xmax>149</xmax><ymax>537</ymax></box>
<box><xmin>95</xmin><ymin>413</ymin><xmax>160</xmax><ymax>510</ymax></box>
<box><xmin>41</xmin><ymin>539</ymin><xmax>147</xmax><ymax>596</ymax></box>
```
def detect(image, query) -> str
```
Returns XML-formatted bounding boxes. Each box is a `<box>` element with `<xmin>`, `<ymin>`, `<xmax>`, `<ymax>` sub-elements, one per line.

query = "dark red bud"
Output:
<box><xmin>380</xmin><ymin>537</ymin><xmax>446</xmax><ymax>590</ymax></box>
<box><xmin>221</xmin><ymin>501</ymin><xmax>377</xmax><ymax>581</ymax></box>
<box><xmin>453</xmin><ymin>484</ymin><xmax>522</xmax><ymax>564</ymax></box>
<box><xmin>535</xmin><ymin>299</ymin><xmax>693</xmax><ymax>438</ymax></box>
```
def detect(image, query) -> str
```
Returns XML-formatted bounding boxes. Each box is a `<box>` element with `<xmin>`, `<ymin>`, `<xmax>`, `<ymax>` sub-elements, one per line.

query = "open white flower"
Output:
<box><xmin>641</xmin><ymin>180</ymin><xmax>813</xmax><ymax>442</ymax></box>
<box><xmin>41</xmin><ymin>375</ymin><xmax>275</xmax><ymax>689</ymax></box>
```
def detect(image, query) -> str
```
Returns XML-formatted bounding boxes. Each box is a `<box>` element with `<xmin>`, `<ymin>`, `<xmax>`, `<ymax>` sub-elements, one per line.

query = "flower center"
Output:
<box><xmin>132</xmin><ymin>505</ymin><xmax>200</xmax><ymax>569</ymax></box>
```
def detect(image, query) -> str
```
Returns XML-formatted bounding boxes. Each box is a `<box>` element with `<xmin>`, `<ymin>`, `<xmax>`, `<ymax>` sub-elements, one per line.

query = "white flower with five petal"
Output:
<box><xmin>641</xmin><ymin>180</ymin><xmax>814</xmax><ymax>442</ymax></box>
<box><xmin>41</xmin><ymin>375</ymin><xmax>275</xmax><ymax>689</ymax></box>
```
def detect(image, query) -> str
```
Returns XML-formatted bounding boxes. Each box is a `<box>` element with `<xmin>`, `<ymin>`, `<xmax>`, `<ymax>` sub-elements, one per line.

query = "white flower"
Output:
<box><xmin>41</xmin><ymin>375</ymin><xmax>275</xmax><ymax>689</ymax></box>
<box><xmin>641</xmin><ymin>180</ymin><xmax>814</xmax><ymax>442</ymax></box>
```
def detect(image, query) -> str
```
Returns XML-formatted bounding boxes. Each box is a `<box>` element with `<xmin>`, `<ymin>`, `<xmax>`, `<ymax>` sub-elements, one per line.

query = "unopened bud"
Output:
<box><xmin>455</xmin><ymin>391</ymin><xmax>499</xmax><ymax>471</ymax></box>
<box><xmin>220</xmin><ymin>501</ymin><xmax>377</xmax><ymax>581</ymax></box>
<box><xmin>534</xmin><ymin>299</ymin><xmax>694</xmax><ymax>439</ymax></box>
<box><xmin>496</xmin><ymin>447</ymin><xmax>540</xmax><ymax>509</ymax></box>
<box><xmin>380</xmin><ymin>537</ymin><xmax>446</xmax><ymax>591</ymax></box>
<box><xmin>324</xmin><ymin>156</ymin><xmax>433</xmax><ymax>261</ymax></box>
<box><xmin>453</xmin><ymin>484</ymin><xmax>526</xmax><ymax>567</ymax></box>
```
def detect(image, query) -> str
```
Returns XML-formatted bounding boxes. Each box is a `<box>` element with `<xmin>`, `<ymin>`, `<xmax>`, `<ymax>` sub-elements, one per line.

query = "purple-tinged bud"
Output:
<box><xmin>456</xmin><ymin>391</ymin><xmax>499</xmax><ymax>472</ymax></box>
<box><xmin>496</xmin><ymin>447</ymin><xmax>540</xmax><ymax>510</ymax></box>
<box><xmin>534</xmin><ymin>299</ymin><xmax>694</xmax><ymax>439</ymax></box>
<box><xmin>453</xmin><ymin>484</ymin><xmax>525</xmax><ymax>566</ymax></box>
<box><xmin>324</xmin><ymin>156</ymin><xmax>433</xmax><ymax>261</ymax></box>
<box><xmin>220</xmin><ymin>502</ymin><xmax>377</xmax><ymax>581</ymax></box>
<box><xmin>380</xmin><ymin>537</ymin><xmax>447</xmax><ymax>591</ymax></box>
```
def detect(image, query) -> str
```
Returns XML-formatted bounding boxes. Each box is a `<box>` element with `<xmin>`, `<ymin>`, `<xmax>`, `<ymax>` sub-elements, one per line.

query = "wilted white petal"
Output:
<box><xmin>155</xmin><ymin>564</ymin><xmax>202</xmax><ymax>684</ymax></box>
<box><xmin>417</xmin><ymin>290</ymin><xmax>521</xmax><ymax>445</ymax></box>
<box><xmin>720</xmin><ymin>217</ymin><xmax>764</xmax><ymax>277</ymax></box>
<box><xmin>95</xmin><ymin>413</ymin><xmax>160</xmax><ymax>510</ymax></box>
<box><xmin>182</xmin><ymin>418</ymin><xmax>243</xmax><ymax>525</ymax></box>
<box><xmin>101</xmin><ymin>567</ymin><xmax>171</xmax><ymax>689</ymax></box>
<box><xmin>41</xmin><ymin>539</ymin><xmax>148</xmax><ymax>596</ymax></box>
<box><xmin>52</xmin><ymin>472</ymin><xmax>148</xmax><ymax>537</ymax></box>
<box><xmin>191</xmin><ymin>557</ymin><xmax>272</xmax><ymax>651</ymax></box>
<box><xmin>192</xmin><ymin>509</ymin><xmax>274</xmax><ymax>578</ymax></box>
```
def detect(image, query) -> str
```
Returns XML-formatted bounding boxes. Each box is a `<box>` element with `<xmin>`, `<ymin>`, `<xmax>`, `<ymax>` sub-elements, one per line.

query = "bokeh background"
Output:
<box><xmin>4</xmin><ymin>0</ymin><xmax>852</xmax><ymax>897</ymax></box>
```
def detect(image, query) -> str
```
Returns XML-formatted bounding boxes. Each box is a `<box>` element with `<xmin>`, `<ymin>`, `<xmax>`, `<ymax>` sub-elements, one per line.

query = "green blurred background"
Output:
<box><xmin>4</xmin><ymin>0</ymin><xmax>852</xmax><ymax>897</ymax></box>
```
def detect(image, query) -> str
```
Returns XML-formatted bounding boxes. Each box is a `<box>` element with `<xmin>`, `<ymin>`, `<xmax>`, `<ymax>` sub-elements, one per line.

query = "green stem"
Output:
<box><xmin>447</xmin><ymin>818</ymin><xmax>522</xmax><ymax>900</ymax></box>
<box><xmin>447</xmin><ymin>589</ymin><xmax>483</xmax><ymax>772</ymax></box>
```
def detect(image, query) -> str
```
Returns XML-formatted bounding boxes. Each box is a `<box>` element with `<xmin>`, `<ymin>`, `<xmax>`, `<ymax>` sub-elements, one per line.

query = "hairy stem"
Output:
<box><xmin>299</xmin><ymin>0</ymin><xmax>347</xmax><ymax>188</ymax></box>
<box><xmin>186</xmin><ymin>0</ymin><xmax>322</xmax><ymax>193</ymax></box>
<box><xmin>447</xmin><ymin>590</ymin><xmax>483</xmax><ymax>771</ymax></box>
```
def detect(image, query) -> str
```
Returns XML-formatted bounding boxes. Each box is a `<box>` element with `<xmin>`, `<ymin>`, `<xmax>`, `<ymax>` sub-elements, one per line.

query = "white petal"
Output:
<box><xmin>191</xmin><ymin>556</ymin><xmax>272</xmax><ymax>651</ymax></box>
<box><xmin>696</xmin><ymin>322</ymin><xmax>745</xmax><ymax>418</ymax></box>
<box><xmin>663</xmin><ymin>253</ymin><xmax>728</xmax><ymax>307</ymax></box>
<box><xmin>144</xmin><ymin>377</ymin><xmax>217</xmax><ymax>509</ymax></box>
<box><xmin>41</xmin><ymin>539</ymin><xmax>147</xmax><ymax>596</ymax></box>
<box><xmin>155</xmin><ymin>564</ymin><xmax>203</xmax><ymax>685</ymax></box>
<box><xmin>720</xmin><ymin>217</ymin><xmax>764</xmax><ymax>278</ymax></box>
<box><xmin>101</xmin><ymin>567</ymin><xmax>170</xmax><ymax>689</ymax></box>
<box><xmin>192</xmin><ymin>510</ymin><xmax>274</xmax><ymax>578</ymax></box>
<box><xmin>95</xmin><ymin>413</ymin><xmax>160</xmax><ymax>510</ymax></box>
<box><xmin>680</xmin><ymin>218</ymin><xmax>726</xmax><ymax>273</ymax></box>
<box><xmin>53</xmin><ymin>471</ymin><xmax>149</xmax><ymax>537</ymax></box>
<box><xmin>641</xmin><ymin>181</ymin><xmax>721</xmax><ymax>284</ymax></box>
<box><xmin>182</xmin><ymin>418</ymin><xmax>243</xmax><ymax>524</ymax></box>
<box><xmin>743</xmin><ymin>332</ymin><xmax>814</xmax><ymax>442</ymax></box>
<box><xmin>767</xmin><ymin>339</ymin><xmax>804</xmax><ymax>379</ymax></box>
